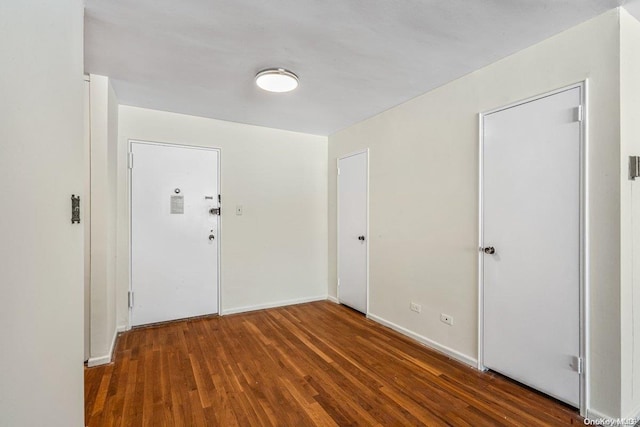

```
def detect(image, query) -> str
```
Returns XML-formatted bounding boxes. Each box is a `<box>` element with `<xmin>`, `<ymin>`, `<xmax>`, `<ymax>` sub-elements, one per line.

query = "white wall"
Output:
<box><xmin>329</xmin><ymin>9</ymin><xmax>622</xmax><ymax>418</ymax></box>
<box><xmin>0</xmin><ymin>1</ymin><xmax>85</xmax><ymax>425</ymax></box>
<box><xmin>620</xmin><ymin>8</ymin><xmax>640</xmax><ymax>419</ymax></box>
<box><xmin>88</xmin><ymin>74</ymin><xmax>119</xmax><ymax>366</ymax></box>
<box><xmin>116</xmin><ymin>106</ymin><xmax>327</xmax><ymax>324</ymax></box>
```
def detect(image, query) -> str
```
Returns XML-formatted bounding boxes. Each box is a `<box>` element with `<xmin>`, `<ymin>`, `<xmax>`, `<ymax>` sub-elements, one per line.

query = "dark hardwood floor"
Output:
<box><xmin>85</xmin><ymin>301</ymin><xmax>581</xmax><ymax>426</ymax></box>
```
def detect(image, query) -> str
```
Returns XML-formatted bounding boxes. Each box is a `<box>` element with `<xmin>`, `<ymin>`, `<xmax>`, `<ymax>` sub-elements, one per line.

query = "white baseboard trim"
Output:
<box><xmin>87</xmin><ymin>327</ymin><xmax>120</xmax><ymax>367</ymax></box>
<box><xmin>630</xmin><ymin>404</ymin><xmax>640</xmax><ymax>420</ymax></box>
<box><xmin>117</xmin><ymin>324</ymin><xmax>126</xmax><ymax>333</ymax></box>
<box><xmin>617</xmin><ymin>403</ymin><xmax>640</xmax><ymax>424</ymax></box>
<box><xmin>221</xmin><ymin>295</ymin><xmax>328</xmax><ymax>316</ymax></box>
<box><xmin>327</xmin><ymin>295</ymin><xmax>339</xmax><ymax>304</ymax></box>
<box><xmin>585</xmin><ymin>408</ymin><xmax>617</xmax><ymax>422</ymax></box>
<box><xmin>585</xmin><ymin>405</ymin><xmax>640</xmax><ymax>424</ymax></box>
<box><xmin>367</xmin><ymin>312</ymin><xmax>477</xmax><ymax>368</ymax></box>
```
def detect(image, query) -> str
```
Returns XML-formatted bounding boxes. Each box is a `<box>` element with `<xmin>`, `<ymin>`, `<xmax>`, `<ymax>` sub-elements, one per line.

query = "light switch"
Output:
<box><xmin>236</xmin><ymin>205</ymin><xmax>243</xmax><ymax>216</ymax></box>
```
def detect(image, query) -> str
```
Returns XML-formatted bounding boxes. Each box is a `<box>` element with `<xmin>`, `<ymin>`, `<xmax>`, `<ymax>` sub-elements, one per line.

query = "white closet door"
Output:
<box><xmin>482</xmin><ymin>87</ymin><xmax>581</xmax><ymax>406</ymax></box>
<box><xmin>338</xmin><ymin>151</ymin><xmax>368</xmax><ymax>313</ymax></box>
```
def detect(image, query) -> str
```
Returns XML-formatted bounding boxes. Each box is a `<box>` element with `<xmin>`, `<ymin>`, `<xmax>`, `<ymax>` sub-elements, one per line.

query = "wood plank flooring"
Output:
<box><xmin>85</xmin><ymin>301</ymin><xmax>582</xmax><ymax>426</ymax></box>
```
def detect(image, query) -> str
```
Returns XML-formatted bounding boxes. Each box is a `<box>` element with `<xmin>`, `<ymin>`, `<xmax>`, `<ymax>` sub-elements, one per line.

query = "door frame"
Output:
<box><xmin>477</xmin><ymin>81</ymin><xmax>588</xmax><ymax>416</ymax></box>
<box><xmin>128</xmin><ymin>139</ymin><xmax>222</xmax><ymax>328</ymax></box>
<box><xmin>336</xmin><ymin>149</ymin><xmax>370</xmax><ymax>315</ymax></box>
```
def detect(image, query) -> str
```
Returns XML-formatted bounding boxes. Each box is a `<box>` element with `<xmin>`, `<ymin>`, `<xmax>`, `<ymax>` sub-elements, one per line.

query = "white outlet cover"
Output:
<box><xmin>440</xmin><ymin>314</ymin><xmax>453</xmax><ymax>325</ymax></box>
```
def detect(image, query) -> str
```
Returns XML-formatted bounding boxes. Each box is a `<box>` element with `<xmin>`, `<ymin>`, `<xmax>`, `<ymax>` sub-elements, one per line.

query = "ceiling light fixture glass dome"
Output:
<box><xmin>255</xmin><ymin>68</ymin><xmax>299</xmax><ymax>93</ymax></box>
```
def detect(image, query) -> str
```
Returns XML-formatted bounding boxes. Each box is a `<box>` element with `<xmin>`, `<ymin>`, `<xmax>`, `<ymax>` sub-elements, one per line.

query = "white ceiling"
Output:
<box><xmin>85</xmin><ymin>0</ymin><xmax>626</xmax><ymax>136</ymax></box>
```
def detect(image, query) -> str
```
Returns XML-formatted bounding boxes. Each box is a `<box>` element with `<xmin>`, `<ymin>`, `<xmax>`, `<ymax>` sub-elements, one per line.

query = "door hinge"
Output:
<box><xmin>128</xmin><ymin>152</ymin><xmax>134</xmax><ymax>169</ymax></box>
<box><xmin>128</xmin><ymin>291</ymin><xmax>134</xmax><ymax>308</ymax></box>
<box><xmin>572</xmin><ymin>356</ymin><xmax>583</xmax><ymax>374</ymax></box>
<box><xmin>573</xmin><ymin>105</ymin><xmax>583</xmax><ymax>122</ymax></box>
<box><xmin>630</xmin><ymin>156</ymin><xmax>640</xmax><ymax>180</ymax></box>
<box><xmin>218</xmin><ymin>194</ymin><xmax>221</xmax><ymax>203</ymax></box>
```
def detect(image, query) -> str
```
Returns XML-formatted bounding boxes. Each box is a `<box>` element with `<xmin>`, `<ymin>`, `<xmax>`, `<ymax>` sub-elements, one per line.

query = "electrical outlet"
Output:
<box><xmin>410</xmin><ymin>302</ymin><xmax>421</xmax><ymax>313</ymax></box>
<box><xmin>440</xmin><ymin>313</ymin><xmax>453</xmax><ymax>326</ymax></box>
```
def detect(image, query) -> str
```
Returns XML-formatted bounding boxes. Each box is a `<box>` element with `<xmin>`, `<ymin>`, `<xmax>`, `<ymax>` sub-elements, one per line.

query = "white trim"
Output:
<box><xmin>367</xmin><ymin>313</ymin><xmax>477</xmax><ymax>368</ymax></box>
<box><xmin>336</xmin><ymin>148</ymin><xmax>370</xmax><ymax>315</ymax></box>
<box><xmin>626</xmin><ymin>404</ymin><xmax>640</xmax><ymax>421</ymax></box>
<box><xmin>128</xmin><ymin>139</ymin><xmax>222</xmax><ymax>152</ymax></box>
<box><xmin>366</xmin><ymin>149</ymin><xmax>370</xmax><ymax>315</ymax></box>
<box><xmin>338</xmin><ymin>149</ymin><xmax>370</xmax><ymax>161</ymax></box>
<box><xmin>477</xmin><ymin>81</ymin><xmax>588</xmax><ymax>415</ymax></box>
<box><xmin>482</xmin><ymin>83</ymin><xmax>585</xmax><ymax>116</ymax></box>
<box><xmin>221</xmin><ymin>295</ymin><xmax>328</xmax><ymax>316</ymax></box>
<box><xmin>327</xmin><ymin>295</ymin><xmax>339</xmax><ymax>304</ymax></box>
<box><xmin>584</xmin><ymin>409</ymin><xmax>615</xmax><ymax>422</ymax></box>
<box><xmin>127</xmin><ymin>139</ymin><xmax>132</xmax><ymax>331</ymax></box>
<box><xmin>87</xmin><ymin>328</ymin><xmax>119</xmax><ymax>367</ymax></box>
<box><xmin>585</xmin><ymin>406</ymin><xmax>640</xmax><ymax>424</ymax></box>
<box><xmin>629</xmin><ymin>404</ymin><xmax>640</xmax><ymax>421</ymax></box>
<box><xmin>128</xmin><ymin>139</ymin><xmax>222</xmax><ymax>328</ymax></box>
<box><xmin>336</xmin><ymin>155</ymin><xmax>340</xmax><ymax>305</ymax></box>
<box><xmin>87</xmin><ymin>356</ymin><xmax>110</xmax><ymax>367</ymax></box>
<box><xmin>580</xmin><ymin>79</ymin><xmax>590</xmax><ymax>418</ymax></box>
<box><xmin>218</xmin><ymin>150</ymin><xmax>222</xmax><ymax>318</ymax></box>
<box><xmin>477</xmin><ymin>111</ymin><xmax>486</xmax><ymax>372</ymax></box>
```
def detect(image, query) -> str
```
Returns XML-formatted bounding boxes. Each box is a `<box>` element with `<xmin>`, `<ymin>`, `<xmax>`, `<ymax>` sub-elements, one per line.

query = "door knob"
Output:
<box><xmin>358</xmin><ymin>235</ymin><xmax>366</xmax><ymax>241</ymax></box>
<box><xmin>483</xmin><ymin>246</ymin><xmax>495</xmax><ymax>254</ymax></box>
<box><xmin>209</xmin><ymin>234</ymin><xmax>215</xmax><ymax>241</ymax></box>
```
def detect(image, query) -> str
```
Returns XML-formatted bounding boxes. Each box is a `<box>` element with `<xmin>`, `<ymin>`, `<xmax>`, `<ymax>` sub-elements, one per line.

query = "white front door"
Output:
<box><xmin>131</xmin><ymin>141</ymin><xmax>219</xmax><ymax>326</ymax></box>
<box><xmin>338</xmin><ymin>151</ymin><xmax>368</xmax><ymax>313</ymax></box>
<box><xmin>481</xmin><ymin>87</ymin><xmax>582</xmax><ymax>406</ymax></box>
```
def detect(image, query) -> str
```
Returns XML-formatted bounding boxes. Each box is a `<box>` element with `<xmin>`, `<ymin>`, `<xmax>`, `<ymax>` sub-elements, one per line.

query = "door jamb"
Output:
<box><xmin>128</xmin><ymin>139</ymin><xmax>222</xmax><ymax>329</ymax></box>
<box><xmin>336</xmin><ymin>148</ymin><xmax>370</xmax><ymax>315</ymax></box>
<box><xmin>477</xmin><ymin>81</ymin><xmax>588</xmax><ymax>417</ymax></box>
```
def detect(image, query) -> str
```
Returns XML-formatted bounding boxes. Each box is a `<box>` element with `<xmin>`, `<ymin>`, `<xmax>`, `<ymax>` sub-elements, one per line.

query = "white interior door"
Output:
<box><xmin>482</xmin><ymin>87</ymin><xmax>582</xmax><ymax>406</ymax></box>
<box><xmin>131</xmin><ymin>142</ymin><xmax>219</xmax><ymax>326</ymax></box>
<box><xmin>338</xmin><ymin>151</ymin><xmax>368</xmax><ymax>313</ymax></box>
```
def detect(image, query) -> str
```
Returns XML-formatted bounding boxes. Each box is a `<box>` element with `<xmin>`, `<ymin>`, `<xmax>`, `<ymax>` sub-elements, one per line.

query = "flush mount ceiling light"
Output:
<box><xmin>255</xmin><ymin>68</ymin><xmax>299</xmax><ymax>93</ymax></box>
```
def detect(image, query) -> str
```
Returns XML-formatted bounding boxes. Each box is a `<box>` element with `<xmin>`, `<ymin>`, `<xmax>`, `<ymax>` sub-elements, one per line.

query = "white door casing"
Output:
<box><xmin>130</xmin><ymin>141</ymin><xmax>220</xmax><ymax>326</ymax></box>
<box><xmin>337</xmin><ymin>150</ymin><xmax>368</xmax><ymax>313</ymax></box>
<box><xmin>480</xmin><ymin>86</ymin><xmax>583</xmax><ymax>407</ymax></box>
<box><xmin>83</xmin><ymin>78</ymin><xmax>91</xmax><ymax>361</ymax></box>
